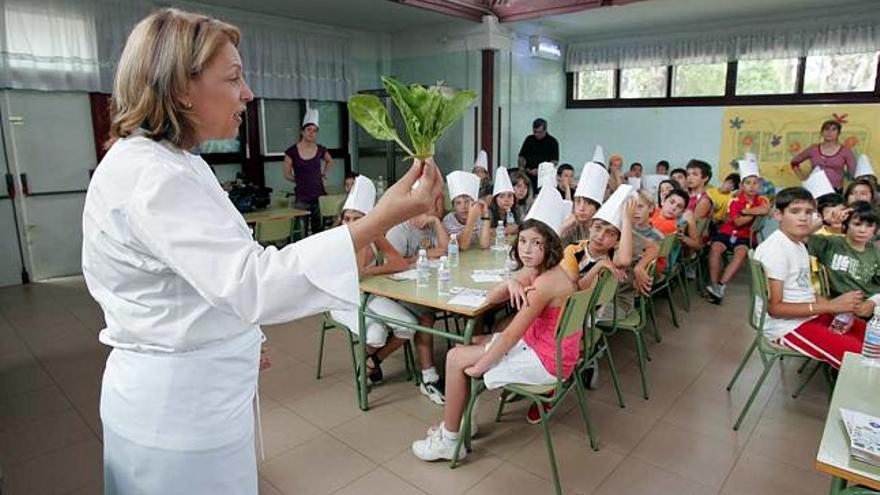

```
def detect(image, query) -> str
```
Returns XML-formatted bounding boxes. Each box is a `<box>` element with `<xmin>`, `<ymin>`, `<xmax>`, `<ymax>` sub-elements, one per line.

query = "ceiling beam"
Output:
<box><xmin>390</xmin><ymin>0</ymin><xmax>486</xmax><ymax>23</ymax></box>
<box><xmin>388</xmin><ymin>0</ymin><xmax>658</xmax><ymax>24</ymax></box>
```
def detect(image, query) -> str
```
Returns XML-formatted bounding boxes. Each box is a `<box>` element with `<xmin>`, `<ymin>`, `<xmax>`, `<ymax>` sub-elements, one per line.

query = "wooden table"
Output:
<box><xmin>815</xmin><ymin>352</ymin><xmax>880</xmax><ymax>494</ymax></box>
<box><xmin>242</xmin><ymin>206</ymin><xmax>310</xmax><ymax>224</ymax></box>
<box><xmin>355</xmin><ymin>247</ymin><xmax>512</xmax><ymax>410</ymax></box>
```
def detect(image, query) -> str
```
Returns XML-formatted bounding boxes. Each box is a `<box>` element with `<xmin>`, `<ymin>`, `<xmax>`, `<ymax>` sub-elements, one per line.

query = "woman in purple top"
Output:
<box><xmin>284</xmin><ymin>115</ymin><xmax>334</xmax><ymax>234</ymax></box>
<box><xmin>791</xmin><ymin>119</ymin><xmax>856</xmax><ymax>192</ymax></box>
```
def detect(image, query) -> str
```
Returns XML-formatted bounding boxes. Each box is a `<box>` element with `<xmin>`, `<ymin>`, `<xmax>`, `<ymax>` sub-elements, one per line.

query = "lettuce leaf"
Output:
<box><xmin>348</xmin><ymin>76</ymin><xmax>477</xmax><ymax>160</ymax></box>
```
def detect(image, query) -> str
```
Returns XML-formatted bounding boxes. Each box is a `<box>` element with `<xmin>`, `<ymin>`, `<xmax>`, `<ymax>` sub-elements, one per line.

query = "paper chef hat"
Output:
<box><xmin>302</xmin><ymin>107</ymin><xmax>319</xmax><ymax>128</ymax></box>
<box><xmin>537</xmin><ymin>162</ymin><xmax>557</xmax><ymax>191</ymax></box>
<box><xmin>745</xmin><ymin>152</ymin><xmax>757</xmax><ymax>163</ymax></box>
<box><xmin>341</xmin><ymin>175</ymin><xmax>376</xmax><ymax>215</ymax></box>
<box><xmin>593</xmin><ymin>184</ymin><xmax>634</xmax><ymax>230</ymax></box>
<box><xmin>473</xmin><ymin>150</ymin><xmax>489</xmax><ymax>172</ymax></box>
<box><xmin>856</xmin><ymin>154</ymin><xmax>875</xmax><ymax>178</ymax></box>
<box><xmin>493</xmin><ymin>166</ymin><xmax>514</xmax><ymax>196</ymax></box>
<box><xmin>592</xmin><ymin>145</ymin><xmax>606</xmax><ymax>165</ymax></box>
<box><xmin>525</xmin><ymin>186</ymin><xmax>569</xmax><ymax>235</ymax></box>
<box><xmin>627</xmin><ymin>176</ymin><xmax>642</xmax><ymax>190</ymax></box>
<box><xmin>803</xmin><ymin>169</ymin><xmax>835</xmax><ymax>199</ymax></box>
<box><xmin>574</xmin><ymin>161</ymin><xmax>609</xmax><ymax>204</ymax></box>
<box><xmin>738</xmin><ymin>159</ymin><xmax>760</xmax><ymax>179</ymax></box>
<box><xmin>446</xmin><ymin>171</ymin><xmax>481</xmax><ymax>202</ymax></box>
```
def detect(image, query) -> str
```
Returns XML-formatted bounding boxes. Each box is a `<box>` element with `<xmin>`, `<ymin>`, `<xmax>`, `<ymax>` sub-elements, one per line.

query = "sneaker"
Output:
<box><xmin>705</xmin><ymin>284</ymin><xmax>721</xmax><ymax>304</ymax></box>
<box><xmin>526</xmin><ymin>401</ymin><xmax>553</xmax><ymax>424</ymax></box>
<box><xmin>419</xmin><ymin>378</ymin><xmax>446</xmax><ymax>405</ymax></box>
<box><xmin>718</xmin><ymin>283</ymin><xmax>726</xmax><ymax>297</ymax></box>
<box><xmin>367</xmin><ymin>353</ymin><xmax>383</xmax><ymax>384</ymax></box>
<box><xmin>412</xmin><ymin>424</ymin><xmax>465</xmax><ymax>461</ymax></box>
<box><xmin>685</xmin><ymin>266</ymin><xmax>696</xmax><ymax>280</ymax></box>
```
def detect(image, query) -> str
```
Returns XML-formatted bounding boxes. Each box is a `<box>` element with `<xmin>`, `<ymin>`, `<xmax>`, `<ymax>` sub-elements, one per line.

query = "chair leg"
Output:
<box><xmin>451</xmin><ymin>379</ymin><xmax>483</xmax><ymax>468</ymax></box>
<box><xmin>726</xmin><ymin>337</ymin><xmax>757</xmax><ymax>391</ymax></box>
<box><xmin>792</xmin><ymin>361</ymin><xmax>822</xmax><ymax>399</ymax></box>
<box><xmin>573</xmin><ymin>370</ymin><xmax>599</xmax><ymax>451</ymax></box>
<box><xmin>796</xmin><ymin>357</ymin><xmax>811</xmax><ymax>374</ymax></box>
<box><xmin>634</xmin><ymin>333</ymin><xmax>651</xmax><ymax>400</ymax></box>
<box><xmin>733</xmin><ymin>355</ymin><xmax>778</xmax><ymax>431</ymax></box>
<box><xmin>647</xmin><ymin>299</ymin><xmax>661</xmax><ymax>343</ymax></box>
<box><xmin>537</xmin><ymin>401</ymin><xmax>564</xmax><ymax>495</ymax></box>
<box><xmin>678</xmin><ymin>270</ymin><xmax>691</xmax><ymax>312</ymax></box>
<box><xmin>495</xmin><ymin>389</ymin><xmax>510</xmax><ymax>421</ymax></box>
<box><xmin>666</xmin><ymin>287</ymin><xmax>680</xmax><ymax>328</ymax></box>
<box><xmin>602</xmin><ymin>335</ymin><xmax>626</xmax><ymax>408</ymax></box>
<box><xmin>316</xmin><ymin>322</ymin><xmax>329</xmax><ymax>379</ymax></box>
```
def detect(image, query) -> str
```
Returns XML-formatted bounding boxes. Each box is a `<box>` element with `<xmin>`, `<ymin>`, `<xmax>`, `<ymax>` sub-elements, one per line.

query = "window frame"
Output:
<box><xmin>566</xmin><ymin>56</ymin><xmax>880</xmax><ymax>108</ymax></box>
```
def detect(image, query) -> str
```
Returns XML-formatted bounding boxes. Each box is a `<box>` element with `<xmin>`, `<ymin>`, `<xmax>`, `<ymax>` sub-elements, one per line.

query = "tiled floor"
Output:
<box><xmin>0</xmin><ymin>274</ymin><xmax>835</xmax><ymax>495</ymax></box>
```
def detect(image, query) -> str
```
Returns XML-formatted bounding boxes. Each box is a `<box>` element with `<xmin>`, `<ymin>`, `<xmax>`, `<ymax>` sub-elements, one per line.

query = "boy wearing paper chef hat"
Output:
<box><xmin>846</xmin><ymin>155</ymin><xmax>877</xmax><ymax>205</ymax></box>
<box><xmin>559</xmin><ymin>161</ymin><xmax>608</xmax><ymax>246</ymax></box>
<box><xmin>561</xmin><ymin>184</ymin><xmax>635</xmax><ymax>291</ymax></box>
<box><xmin>705</xmin><ymin>159</ymin><xmax>770</xmax><ymax>304</ymax></box>
<box><xmin>804</xmin><ymin>168</ymin><xmax>847</xmax><ymax>237</ymax></box>
<box><xmin>334</xmin><ymin>176</ymin><xmax>442</xmax><ymax>391</ymax></box>
<box><xmin>470</xmin><ymin>150</ymin><xmax>491</xmax><ymax>188</ymax></box>
<box><xmin>443</xmin><ymin>171</ymin><xmax>487</xmax><ymax>250</ymax></box>
<box><xmin>854</xmin><ymin>154</ymin><xmax>876</xmax><ymax>183</ymax></box>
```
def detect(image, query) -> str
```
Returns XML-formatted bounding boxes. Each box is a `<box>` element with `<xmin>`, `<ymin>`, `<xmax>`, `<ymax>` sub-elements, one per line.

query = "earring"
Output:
<box><xmin>184</xmin><ymin>102</ymin><xmax>193</xmax><ymax>109</ymax></box>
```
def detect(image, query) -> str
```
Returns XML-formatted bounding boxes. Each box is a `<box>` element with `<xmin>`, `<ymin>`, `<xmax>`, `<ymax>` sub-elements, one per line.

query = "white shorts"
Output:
<box><xmin>482</xmin><ymin>334</ymin><xmax>556</xmax><ymax>390</ymax></box>
<box><xmin>331</xmin><ymin>296</ymin><xmax>416</xmax><ymax>348</ymax></box>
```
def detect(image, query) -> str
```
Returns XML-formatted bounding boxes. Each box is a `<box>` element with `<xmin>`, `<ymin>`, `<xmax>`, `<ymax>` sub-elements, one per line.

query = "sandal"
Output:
<box><xmin>366</xmin><ymin>352</ymin><xmax>383</xmax><ymax>384</ymax></box>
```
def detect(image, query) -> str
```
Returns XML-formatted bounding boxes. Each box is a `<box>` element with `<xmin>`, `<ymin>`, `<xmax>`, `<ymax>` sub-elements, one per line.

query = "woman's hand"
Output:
<box><xmin>349</xmin><ymin>158</ymin><xmax>441</xmax><ymax>252</ymax></box>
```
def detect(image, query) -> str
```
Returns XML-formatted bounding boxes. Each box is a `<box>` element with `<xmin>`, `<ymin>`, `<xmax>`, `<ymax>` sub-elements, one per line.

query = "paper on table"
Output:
<box><xmin>388</xmin><ymin>269</ymin><xmax>419</xmax><ymax>281</ymax></box>
<box><xmin>447</xmin><ymin>294</ymin><xmax>486</xmax><ymax>308</ymax></box>
<box><xmin>449</xmin><ymin>286</ymin><xmax>487</xmax><ymax>297</ymax></box>
<box><xmin>472</xmin><ymin>274</ymin><xmax>503</xmax><ymax>283</ymax></box>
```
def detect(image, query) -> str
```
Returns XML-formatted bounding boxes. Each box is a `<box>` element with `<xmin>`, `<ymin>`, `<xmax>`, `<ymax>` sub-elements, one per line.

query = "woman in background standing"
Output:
<box><xmin>791</xmin><ymin>120</ymin><xmax>855</xmax><ymax>192</ymax></box>
<box><xmin>284</xmin><ymin>108</ymin><xmax>334</xmax><ymax>234</ymax></box>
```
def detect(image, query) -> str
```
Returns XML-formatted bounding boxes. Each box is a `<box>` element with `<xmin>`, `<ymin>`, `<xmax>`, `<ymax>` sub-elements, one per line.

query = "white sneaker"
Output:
<box><xmin>419</xmin><ymin>379</ymin><xmax>446</xmax><ymax>405</ymax></box>
<box><xmin>718</xmin><ymin>284</ymin><xmax>726</xmax><ymax>297</ymax></box>
<box><xmin>413</xmin><ymin>424</ymin><xmax>465</xmax><ymax>461</ymax></box>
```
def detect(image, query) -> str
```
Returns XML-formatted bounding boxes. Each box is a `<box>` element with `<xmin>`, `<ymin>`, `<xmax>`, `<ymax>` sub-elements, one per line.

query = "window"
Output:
<box><xmin>672</xmin><ymin>62</ymin><xmax>726</xmax><ymax>97</ymax></box>
<box><xmin>804</xmin><ymin>51</ymin><xmax>879</xmax><ymax>93</ymax></box>
<box><xmin>620</xmin><ymin>66</ymin><xmax>667</xmax><ymax>98</ymax></box>
<box><xmin>4</xmin><ymin>3</ymin><xmax>97</xmax><ymax>74</ymax></box>
<box><xmin>575</xmin><ymin>69</ymin><xmax>615</xmax><ymax>100</ymax></box>
<box><xmin>735</xmin><ymin>58</ymin><xmax>799</xmax><ymax>95</ymax></box>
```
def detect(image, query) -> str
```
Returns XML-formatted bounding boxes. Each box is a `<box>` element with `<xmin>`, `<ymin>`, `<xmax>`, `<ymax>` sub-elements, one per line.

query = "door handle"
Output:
<box><xmin>5</xmin><ymin>173</ymin><xmax>14</xmax><ymax>198</ymax></box>
<box><xmin>19</xmin><ymin>173</ymin><xmax>28</xmax><ymax>197</ymax></box>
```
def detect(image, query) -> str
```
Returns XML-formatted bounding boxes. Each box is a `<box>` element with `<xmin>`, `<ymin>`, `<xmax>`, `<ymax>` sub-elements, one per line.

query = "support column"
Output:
<box><xmin>481</xmin><ymin>49</ymin><xmax>495</xmax><ymax>171</ymax></box>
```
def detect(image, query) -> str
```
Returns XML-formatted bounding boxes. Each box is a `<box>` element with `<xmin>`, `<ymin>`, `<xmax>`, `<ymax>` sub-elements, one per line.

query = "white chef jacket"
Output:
<box><xmin>82</xmin><ymin>135</ymin><xmax>359</xmax><ymax>451</ymax></box>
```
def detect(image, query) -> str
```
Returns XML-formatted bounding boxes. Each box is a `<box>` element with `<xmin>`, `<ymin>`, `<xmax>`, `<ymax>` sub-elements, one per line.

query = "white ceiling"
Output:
<box><xmin>512</xmin><ymin>0</ymin><xmax>879</xmax><ymax>41</ymax></box>
<box><xmin>196</xmin><ymin>0</ymin><xmax>472</xmax><ymax>33</ymax></box>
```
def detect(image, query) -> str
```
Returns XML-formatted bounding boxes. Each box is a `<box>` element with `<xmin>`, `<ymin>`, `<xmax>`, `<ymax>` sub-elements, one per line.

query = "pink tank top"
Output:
<box><xmin>523</xmin><ymin>305</ymin><xmax>582</xmax><ymax>380</ymax></box>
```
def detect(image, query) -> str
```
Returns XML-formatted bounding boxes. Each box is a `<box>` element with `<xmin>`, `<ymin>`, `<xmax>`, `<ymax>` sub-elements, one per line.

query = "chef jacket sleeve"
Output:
<box><xmin>126</xmin><ymin>164</ymin><xmax>359</xmax><ymax>325</ymax></box>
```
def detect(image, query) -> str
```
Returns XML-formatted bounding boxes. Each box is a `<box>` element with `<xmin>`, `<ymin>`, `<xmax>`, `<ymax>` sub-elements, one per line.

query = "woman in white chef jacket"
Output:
<box><xmin>82</xmin><ymin>8</ymin><xmax>441</xmax><ymax>495</ymax></box>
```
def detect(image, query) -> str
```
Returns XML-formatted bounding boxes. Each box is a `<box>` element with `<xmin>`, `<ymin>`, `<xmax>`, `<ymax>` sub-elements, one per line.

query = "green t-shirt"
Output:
<box><xmin>807</xmin><ymin>235</ymin><xmax>880</xmax><ymax>297</ymax></box>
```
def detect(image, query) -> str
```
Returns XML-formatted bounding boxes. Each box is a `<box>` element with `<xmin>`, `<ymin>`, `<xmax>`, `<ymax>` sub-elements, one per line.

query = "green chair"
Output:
<box><xmin>726</xmin><ymin>252</ymin><xmax>825</xmax><ymax>430</ymax></box>
<box><xmin>451</xmin><ymin>271</ymin><xmax>621</xmax><ymax>495</ymax></box>
<box><xmin>316</xmin><ymin>310</ymin><xmax>418</xmax><ymax>388</ymax></box>
<box><xmin>647</xmin><ymin>234</ymin><xmax>681</xmax><ymax>332</ymax></box>
<box><xmin>598</xmin><ymin>260</ymin><xmax>656</xmax><ymax>400</ymax></box>
<box><xmin>255</xmin><ymin>218</ymin><xmax>292</xmax><ymax>247</ymax></box>
<box><xmin>318</xmin><ymin>193</ymin><xmax>347</xmax><ymax>228</ymax></box>
<box><xmin>679</xmin><ymin>217</ymin><xmax>711</xmax><ymax>307</ymax></box>
<box><xmin>839</xmin><ymin>486</ymin><xmax>879</xmax><ymax>494</ymax></box>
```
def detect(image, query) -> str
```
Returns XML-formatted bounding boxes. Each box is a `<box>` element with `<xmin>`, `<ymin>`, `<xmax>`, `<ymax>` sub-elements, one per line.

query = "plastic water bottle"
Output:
<box><xmin>376</xmin><ymin>175</ymin><xmax>385</xmax><ymax>196</ymax></box>
<box><xmin>829</xmin><ymin>312</ymin><xmax>854</xmax><ymax>334</ymax></box>
<box><xmin>437</xmin><ymin>256</ymin><xmax>451</xmax><ymax>295</ymax></box>
<box><xmin>447</xmin><ymin>234</ymin><xmax>459</xmax><ymax>268</ymax></box>
<box><xmin>416</xmin><ymin>249</ymin><xmax>430</xmax><ymax>289</ymax></box>
<box><xmin>862</xmin><ymin>307</ymin><xmax>880</xmax><ymax>363</ymax></box>
<box><xmin>495</xmin><ymin>221</ymin><xmax>505</xmax><ymax>250</ymax></box>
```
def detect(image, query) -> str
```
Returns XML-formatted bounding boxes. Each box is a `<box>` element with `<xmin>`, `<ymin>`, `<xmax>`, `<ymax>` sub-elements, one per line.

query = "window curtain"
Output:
<box><xmin>0</xmin><ymin>0</ymin><xmax>355</xmax><ymax>101</ymax></box>
<box><xmin>566</xmin><ymin>17</ymin><xmax>880</xmax><ymax>71</ymax></box>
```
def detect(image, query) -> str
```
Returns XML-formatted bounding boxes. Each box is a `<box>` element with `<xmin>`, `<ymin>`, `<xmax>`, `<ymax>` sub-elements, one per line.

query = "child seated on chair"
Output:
<box><xmin>387</xmin><ymin>199</ymin><xmax>449</xmax><ymax>263</ymax></box>
<box><xmin>411</xmin><ymin>189</ymin><xmax>574</xmax><ymax>461</ymax></box>
<box><xmin>559</xmin><ymin>161</ymin><xmax>608</xmax><ymax>246</ymax></box>
<box><xmin>816</xmin><ymin>193</ymin><xmax>846</xmax><ymax>236</ymax></box>
<box><xmin>807</xmin><ymin>200</ymin><xmax>880</xmax><ymax>319</ymax></box>
<box><xmin>330</xmin><ymin>177</ymin><xmax>443</xmax><ymax>400</ymax></box>
<box><xmin>706</xmin><ymin>161</ymin><xmax>769</xmax><ymax>304</ymax></box>
<box><xmin>442</xmin><ymin>171</ymin><xmax>490</xmax><ymax>251</ymax></box>
<box><xmin>479</xmin><ymin>167</ymin><xmax>521</xmax><ymax>245</ymax></box>
<box><xmin>754</xmin><ymin>187</ymin><xmax>866</xmax><ymax>369</ymax></box>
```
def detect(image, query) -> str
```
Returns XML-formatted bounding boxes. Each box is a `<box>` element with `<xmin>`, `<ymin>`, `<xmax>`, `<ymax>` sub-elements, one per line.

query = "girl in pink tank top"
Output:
<box><xmin>412</xmin><ymin>218</ymin><xmax>576</xmax><ymax>461</ymax></box>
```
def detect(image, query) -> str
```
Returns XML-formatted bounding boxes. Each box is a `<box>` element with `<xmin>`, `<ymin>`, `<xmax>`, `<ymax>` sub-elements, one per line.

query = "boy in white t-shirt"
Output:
<box><xmin>754</xmin><ymin>187</ymin><xmax>866</xmax><ymax>368</ymax></box>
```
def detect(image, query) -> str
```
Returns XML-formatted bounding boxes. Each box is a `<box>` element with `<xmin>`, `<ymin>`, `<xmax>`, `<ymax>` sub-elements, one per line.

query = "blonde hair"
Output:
<box><xmin>637</xmin><ymin>189</ymin><xmax>655</xmax><ymax>209</ymax></box>
<box><xmin>108</xmin><ymin>8</ymin><xmax>240</xmax><ymax>149</ymax></box>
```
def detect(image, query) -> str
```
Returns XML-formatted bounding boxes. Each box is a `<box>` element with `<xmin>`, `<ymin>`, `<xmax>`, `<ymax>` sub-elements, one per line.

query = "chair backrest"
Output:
<box><xmin>750</xmin><ymin>214</ymin><xmax>767</xmax><ymax>242</ymax></box>
<box><xmin>656</xmin><ymin>233</ymin><xmax>679</xmax><ymax>279</ymax></box>
<box><xmin>747</xmin><ymin>251</ymin><xmax>769</xmax><ymax>333</ymax></box>
<box><xmin>816</xmin><ymin>262</ymin><xmax>832</xmax><ymax>298</ymax></box>
<box><xmin>255</xmin><ymin>218</ymin><xmax>292</xmax><ymax>245</ymax></box>
<box><xmin>695</xmin><ymin>217</ymin><xmax>711</xmax><ymax>237</ymax></box>
<box><xmin>319</xmin><ymin>194</ymin><xmax>347</xmax><ymax>218</ymax></box>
